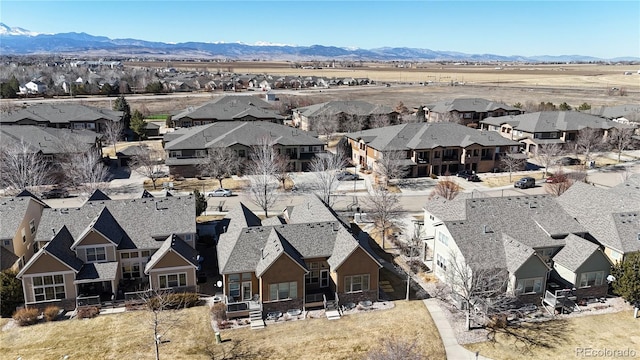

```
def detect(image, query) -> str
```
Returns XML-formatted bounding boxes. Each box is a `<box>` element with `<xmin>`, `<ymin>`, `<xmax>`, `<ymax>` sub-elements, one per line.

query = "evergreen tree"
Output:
<box><xmin>193</xmin><ymin>189</ymin><xmax>207</xmax><ymax>216</ymax></box>
<box><xmin>578</xmin><ymin>102</ymin><xmax>591</xmax><ymax>111</ymax></box>
<box><xmin>130</xmin><ymin>109</ymin><xmax>147</xmax><ymax>140</ymax></box>
<box><xmin>558</xmin><ymin>102</ymin><xmax>572</xmax><ymax>111</ymax></box>
<box><xmin>0</xmin><ymin>270</ymin><xmax>24</xmax><ymax>317</ymax></box>
<box><xmin>611</xmin><ymin>252</ymin><xmax>640</xmax><ymax>318</ymax></box>
<box><xmin>113</xmin><ymin>95</ymin><xmax>132</xmax><ymax>129</ymax></box>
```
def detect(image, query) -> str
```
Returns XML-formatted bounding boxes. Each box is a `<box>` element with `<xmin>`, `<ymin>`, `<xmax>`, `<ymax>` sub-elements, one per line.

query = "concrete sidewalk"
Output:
<box><xmin>423</xmin><ymin>298</ymin><xmax>492</xmax><ymax>360</ymax></box>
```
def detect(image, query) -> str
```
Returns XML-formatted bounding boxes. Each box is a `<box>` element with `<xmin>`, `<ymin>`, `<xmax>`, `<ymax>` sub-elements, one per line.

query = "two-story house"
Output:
<box><xmin>424</xmin><ymin>98</ymin><xmax>522</xmax><ymax>127</ymax></box>
<box><xmin>217</xmin><ymin>195</ymin><xmax>382</xmax><ymax>319</ymax></box>
<box><xmin>0</xmin><ymin>191</ymin><xmax>48</xmax><ymax>271</ymax></box>
<box><xmin>423</xmin><ymin>194</ymin><xmax>611</xmax><ymax>305</ymax></box>
<box><xmin>344</xmin><ymin>122</ymin><xmax>521</xmax><ymax>177</ymax></box>
<box><xmin>0</xmin><ymin>104</ymin><xmax>123</xmax><ymax>132</ymax></box>
<box><xmin>16</xmin><ymin>192</ymin><xmax>197</xmax><ymax>311</ymax></box>
<box><xmin>170</xmin><ymin>95</ymin><xmax>284</xmax><ymax>128</ymax></box>
<box><xmin>479</xmin><ymin>111</ymin><xmax>624</xmax><ymax>154</ymax></box>
<box><xmin>163</xmin><ymin>121</ymin><xmax>326</xmax><ymax>177</ymax></box>
<box><xmin>292</xmin><ymin>100</ymin><xmax>398</xmax><ymax>132</ymax></box>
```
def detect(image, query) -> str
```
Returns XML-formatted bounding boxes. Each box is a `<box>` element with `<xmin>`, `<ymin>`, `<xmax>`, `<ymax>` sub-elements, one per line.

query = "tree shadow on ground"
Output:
<box><xmin>485</xmin><ymin>317</ymin><xmax>572</xmax><ymax>355</ymax></box>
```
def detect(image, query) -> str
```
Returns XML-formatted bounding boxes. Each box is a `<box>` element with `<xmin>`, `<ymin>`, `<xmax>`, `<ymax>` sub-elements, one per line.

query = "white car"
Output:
<box><xmin>207</xmin><ymin>188</ymin><xmax>232</xmax><ymax>197</ymax></box>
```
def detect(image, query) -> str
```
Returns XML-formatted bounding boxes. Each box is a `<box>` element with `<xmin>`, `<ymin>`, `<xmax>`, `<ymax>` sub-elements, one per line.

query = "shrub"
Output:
<box><xmin>13</xmin><ymin>308</ymin><xmax>39</xmax><ymax>326</ymax></box>
<box><xmin>148</xmin><ymin>293</ymin><xmax>202</xmax><ymax>310</ymax></box>
<box><xmin>211</xmin><ymin>302</ymin><xmax>227</xmax><ymax>322</ymax></box>
<box><xmin>429</xmin><ymin>173</ymin><xmax>438</xmax><ymax>179</ymax></box>
<box><xmin>43</xmin><ymin>306</ymin><xmax>61</xmax><ymax>322</ymax></box>
<box><xmin>77</xmin><ymin>306</ymin><xmax>100</xmax><ymax>319</ymax></box>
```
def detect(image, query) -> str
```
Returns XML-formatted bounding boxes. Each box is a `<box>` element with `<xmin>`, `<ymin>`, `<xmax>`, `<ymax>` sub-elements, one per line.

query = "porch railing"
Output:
<box><xmin>76</xmin><ymin>295</ymin><xmax>101</xmax><ymax>308</ymax></box>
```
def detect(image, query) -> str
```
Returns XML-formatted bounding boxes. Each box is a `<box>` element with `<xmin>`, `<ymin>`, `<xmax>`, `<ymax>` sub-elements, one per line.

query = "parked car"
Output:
<box><xmin>456</xmin><ymin>170</ymin><xmax>474</xmax><ymax>180</ymax></box>
<box><xmin>467</xmin><ymin>174</ymin><xmax>481</xmax><ymax>182</ymax></box>
<box><xmin>545</xmin><ymin>175</ymin><xmax>568</xmax><ymax>183</ymax></box>
<box><xmin>207</xmin><ymin>188</ymin><xmax>232</xmax><ymax>197</ymax></box>
<box><xmin>558</xmin><ymin>157</ymin><xmax>580</xmax><ymax>166</ymax></box>
<box><xmin>337</xmin><ymin>171</ymin><xmax>360</xmax><ymax>181</ymax></box>
<box><xmin>514</xmin><ymin>177</ymin><xmax>536</xmax><ymax>189</ymax></box>
<box><xmin>41</xmin><ymin>188</ymin><xmax>70</xmax><ymax>199</ymax></box>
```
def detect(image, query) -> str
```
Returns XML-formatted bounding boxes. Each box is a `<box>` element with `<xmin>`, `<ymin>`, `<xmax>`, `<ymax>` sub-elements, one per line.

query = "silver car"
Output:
<box><xmin>207</xmin><ymin>188</ymin><xmax>232</xmax><ymax>197</ymax></box>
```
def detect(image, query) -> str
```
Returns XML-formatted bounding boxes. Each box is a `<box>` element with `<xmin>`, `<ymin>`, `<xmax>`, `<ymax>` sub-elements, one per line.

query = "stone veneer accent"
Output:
<box><xmin>575</xmin><ymin>284</ymin><xmax>608</xmax><ymax>300</ymax></box>
<box><xmin>262</xmin><ymin>298</ymin><xmax>304</xmax><ymax>316</ymax></box>
<box><xmin>338</xmin><ymin>290</ymin><xmax>378</xmax><ymax>306</ymax></box>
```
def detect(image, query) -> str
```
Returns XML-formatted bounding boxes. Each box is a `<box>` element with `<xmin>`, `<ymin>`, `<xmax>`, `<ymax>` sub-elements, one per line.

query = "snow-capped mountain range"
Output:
<box><xmin>1</xmin><ymin>23</ymin><xmax>637</xmax><ymax>62</ymax></box>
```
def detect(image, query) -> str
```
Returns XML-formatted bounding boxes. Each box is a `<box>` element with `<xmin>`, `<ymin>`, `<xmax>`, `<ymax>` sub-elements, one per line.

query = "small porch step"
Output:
<box><xmin>325</xmin><ymin>309</ymin><xmax>341</xmax><ymax>320</ymax></box>
<box><xmin>250</xmin><ymin>310</ymin><xmax>265</xmax><ymax>329</ymax></box>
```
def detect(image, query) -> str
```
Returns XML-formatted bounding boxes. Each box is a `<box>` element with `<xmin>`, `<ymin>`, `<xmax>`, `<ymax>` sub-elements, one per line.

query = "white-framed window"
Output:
<box><xmin>306</xmin><ymin>262</ymin><xmax>320</xmax><ymax>284</ymax></box>
<box><xmin>228</xmin><ymin>273</ymin><xmax>251</xmax><ymax>300</ymax></box>
<box><xmin>344</xmin><ymin>274</ymin><xmax>370</xmax><ymax>293</ymax></box>
<box><xmin>32</xmin><ymin>274</ymin><xmax>66</xmax><ymax>301</ymax></box>
<box><xmin>121</xmin><ymin>252</ymin><xmax>130</xmax><ymax>259</ymax></box>
<box><xmin>169</xmin><ymin>150</ymin><xmax>182</xmax><ymax>158</ymax></box>
<box><xmin>437</xmin><ymin>232</ymin><xmax>449</xmax><ymax>246</ymax></box>
<box><xmin>184</xmin><ymin>234</ymin><xmax>193</xmax><ymax>242</ymax></box>
<box><xmin>195</xmin><ymin>150</ymin><xmax>207</xmax><ymax>158</ymax></box>
<box><xmin>436</xmin><ymin>254</ymin><xmax>447</xmax><ymax>271</ymax></box>
<box><xmin>86</xmin><ymin>123</ymin><xmax>96</xmax><ymax>130</ymax></box>
<box><xmin>579</xmin><ymin>271</ymin><xmax>604</xmax><ymax>288</ymax></box>
<box><xmin>73</xmin><ymin>123</ymin><xmax>85</xmax><ymax>129</ymax></box>
<box><xmin>159</xmin><ymin>273</ymin><xmax>187</xmax><ymax>289</ymax></box>
<box><xmin>122</xmin><ymin>263</ymin><xmax>141</xmax><ymax>279</ymax></box>
<box><xmin>141</xmin><ymin>250</ymin><xmax>151</xmax><ymax>258</ymax></box>
<box><xmin>3</xmin><ymin>239</ymin><xmax>11</xmax><ymax>247</ymax></box>
<box><xmin>539</xmin><ymin>248</ymin><xmax>555</xmax><ymax>258</ymax></box>
<box><xmin>86</xmin><ymin>247</ymin><xmax>106</xmax><ymax>262</ymax></box>
<box><xmin>29</xmin><ymin>219</ymin><xmax>36</xmax><ymax>234</ymax></box>
<box><xmin>516</xmin><ymin>278</ymin><xmax>543</xmax><ymax>294</ymax></box>
<box><xmin>269</xmin><ymin>281</ymin><xmax>298</xmax><ymax>301</ymax></box>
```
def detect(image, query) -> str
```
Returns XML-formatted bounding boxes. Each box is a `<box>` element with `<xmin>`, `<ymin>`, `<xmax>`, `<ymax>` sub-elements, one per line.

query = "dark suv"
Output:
<box><xmin>514</xmin><ymin>177</ymin><xmax>536</xmax><ymax>189</ymax></box>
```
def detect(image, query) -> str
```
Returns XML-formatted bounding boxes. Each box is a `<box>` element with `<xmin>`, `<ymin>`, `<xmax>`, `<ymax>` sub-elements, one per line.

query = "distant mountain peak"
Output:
<box><xmin>0</xmin><ymin>22</ymin><xmax>40</xmax><ymax>36</ymax></box>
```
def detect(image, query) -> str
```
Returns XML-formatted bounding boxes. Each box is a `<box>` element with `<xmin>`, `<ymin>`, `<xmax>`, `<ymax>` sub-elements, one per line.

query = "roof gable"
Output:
<box><xmin>145</xmin><ymin>234</ymin><xmax>197</xmax><ymax>273</ymax></box>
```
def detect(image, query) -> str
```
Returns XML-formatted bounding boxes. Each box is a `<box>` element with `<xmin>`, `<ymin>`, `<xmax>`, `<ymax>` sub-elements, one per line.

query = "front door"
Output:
<box><xmin>320</xmin><ymin>270</ymin><xmax>329</xmax><ymax>288</ymax></box>
<box><xmin>242</xmin><ymin>281</ymin><xmax>252</xmax><ymax>301</ymax></box>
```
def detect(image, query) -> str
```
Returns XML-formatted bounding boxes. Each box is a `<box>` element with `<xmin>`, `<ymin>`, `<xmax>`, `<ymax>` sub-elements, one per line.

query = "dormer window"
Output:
<box><xmin>86</xmin><ymin>247</ymin><xmax>106</xmax><ymax>262</ymax></box>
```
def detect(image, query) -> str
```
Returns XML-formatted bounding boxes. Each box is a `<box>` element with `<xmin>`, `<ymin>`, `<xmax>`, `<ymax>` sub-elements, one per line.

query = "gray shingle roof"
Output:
<box><xmin>1</xmin><ymin>246</ymin><xmax>19</xmax><ymax>270</ymax></box>
<box><xmin>552</xmin><ymin>234</ymin><xmax>601</xmax><ymax>272</ymax></box>
<box><xmin>77</xmin><ymin>261</ymin><xmax>119</xmax><ymax>281</ymax></box>
<box><xmin>164</xmin><ymin>121</ymin><xmax>324</xmax><ymax>151</ymax></box>
<box><xmin>345</xmin><ymin>122</ymin><xmax>519</xmax><ymax>151</ymax></box>
<box><xmin>37</xmin><ymin>196</ymin><xmax>196</xmax><ymax>251</ymax></box>
<box><xmin>0</xmin><ymin>104</ymin><xmax>122</xmax><ymax>125</ymax></box>
<box><xmin>172</xmin><ymin>95</ymin><xmax>283</xmax><ymax>121</ymax></box>
<box><xmin>502</xmin><ymin>235</ymin><xmax>539</xmax><ymax>274</ymax></box>
<box><xmin>481</xmin><ymin>111</ymin><xmax>622</xmax><ymax>133</ymax></box>
<box><xmin>72</xmin><ymin>207</ymin><xmax>127</xmax><ymax>248</ymax></box>
<box><xmin>426</xmin><ymin>98</ymin><xmax>520</xmax><ymax>113</ymax></box>
<box><xmin>86</xmin><ymin>189</ymin><xmax>111</xmax><ymax>202</ymax></box>
<box><xmin>295</xmin><ymin>100</ymin><xmax>395</xmax><ymax>118</ymax></box>
<box><xmin>0</xmin><ymin>125</ymin><xmax>102</xmax><ymax>155</ymax></box>
<box><xmin>41</xmin><ymin>226</ymin><xmax>84</xmax><ymax>272</ymax></box>
<box><xmin>557</xmin><ymin>179</ymin><xmax>640</xmax><ymax>254</ymax></box>
<box><xmin>218</xmin><ymin>195</ymin><xmax>380</xmax><ymax>275</ymax></box>
<box><xmin>587</xmin><ymin>104</ymin><xmax>640</xmax><ymax>120</ymax></box>
<box><xmin>0</xmin><ymin>197</ymin><xmax>37</xmax><ymax>239</ymax></box>
<box><xmin>145</xmin><ymin>234</ymin><xmax>198</xmax><ymax>273</ymax></box>
<box><xmin>430</xmin><ymin>195</ymin><xmax>586</xmax><ymax>271</ymax></box>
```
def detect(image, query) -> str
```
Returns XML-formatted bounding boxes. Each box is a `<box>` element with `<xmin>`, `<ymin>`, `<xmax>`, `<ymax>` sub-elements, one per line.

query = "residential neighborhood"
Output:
<box><xmin>1</xmin><ymin>75</ymin><xmax>640</xmax><ymax>360</ymax></box>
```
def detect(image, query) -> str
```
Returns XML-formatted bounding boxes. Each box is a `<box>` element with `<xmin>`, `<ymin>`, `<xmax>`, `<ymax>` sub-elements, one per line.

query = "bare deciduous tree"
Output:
<box><xmin>500</xmin><ymin>150</ymin><xmax>526</xmax><ymax>182</ymax></box>
<box><xmin>445</xmin><ymin>250</ymin><xmax>510</xmax><ymax>330</ymax></box>
<box><xmin>608</xmin><ymin>127</ymin><xmax>635</xmax><ymax>163</ymax></box>
<box><xmin>130</xmin><ymin>145</ymin><xmax>166</xmax><ymax>190</ymax></box>
<box><xmin>0</xmin><ymin>139</ymin><xmax>51</xmax><ymax>193</ymax></box>
<box><xmin>139</xmin><ymin>290</ymin><xmax>188</xmax><ymax>360</ymax></box>
<box><xmin>429</xmin><ymin>178</ymin><xmax>461</xmax><ymax>200</ymax></box>
<box><xmin>364</xmin><ymin>185</ymin><xmax>401</xmax><ymax>250</ymax></box>
<box><xmin>60</xmin><ymin>146</ymin><xmax>110</xmax><ymax>195</ymax></box>
<box><xmin>535</xmin><ymin>143</ymin><xmax>563</xmax><ymax>178</ymax></box>
<box><xmin>102</xmin><ymin>120</ymin><xmax>125</xmax><ymax>157</ymax></box>
<box><xmin>248</xmin><ymin>137</ymin><xmax>283</xmax><ymax>217</ymax></box>
<box><xmin>198</xmin><ymin>148</ymin><xmax>240</xmax><ymax>189</ymax></box>
<box><xmin>374</xmin><ymin>150</ymin><xmax>409</xmax><ymax>187</ymax></box>
<box><xmin>544</xmin><ymin>171</ymin><xmax>573</xmax><ymax>196</ymax></box>
<box><xmin>313</xmin><ymin>112</ymin><xmax>338</xmax><ymax>143</ymax></box>
<box><xmin>368</xmin><ymin>113</ymin><xmax>392</xmax><ymax>129</ymax></box>
<box><xmin>309</xmin><ymin>149</ymin><xmax>347</xmax><ymax>206</ymax></box>
<box><xmin>575</xmin><ymin>127</ymin><xmax>603</xmax><ymax>165</ymax></box>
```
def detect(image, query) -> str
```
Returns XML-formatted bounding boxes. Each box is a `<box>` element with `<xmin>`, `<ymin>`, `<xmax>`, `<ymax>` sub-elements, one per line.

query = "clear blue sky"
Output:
<box><xmin>2</xmin><ymin>1</ymin><xmax>639</xmax><ymax>59</ymax></box>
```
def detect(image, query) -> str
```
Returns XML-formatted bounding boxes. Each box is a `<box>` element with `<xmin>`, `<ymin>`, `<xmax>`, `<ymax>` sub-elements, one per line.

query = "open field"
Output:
<box><xmin>465</xmin><ymin>310</ymin><xmax>640</xmax><ymax>360</ymax></box>
<box><xmin>7</xmin><ymin>61</ymin><xmax>637</xmax><ymax>116</ymax></box>
<box><xmin>0</xmin><ymin>301</ymin><xmax>445</xmax><ymax>360</ymax></box>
